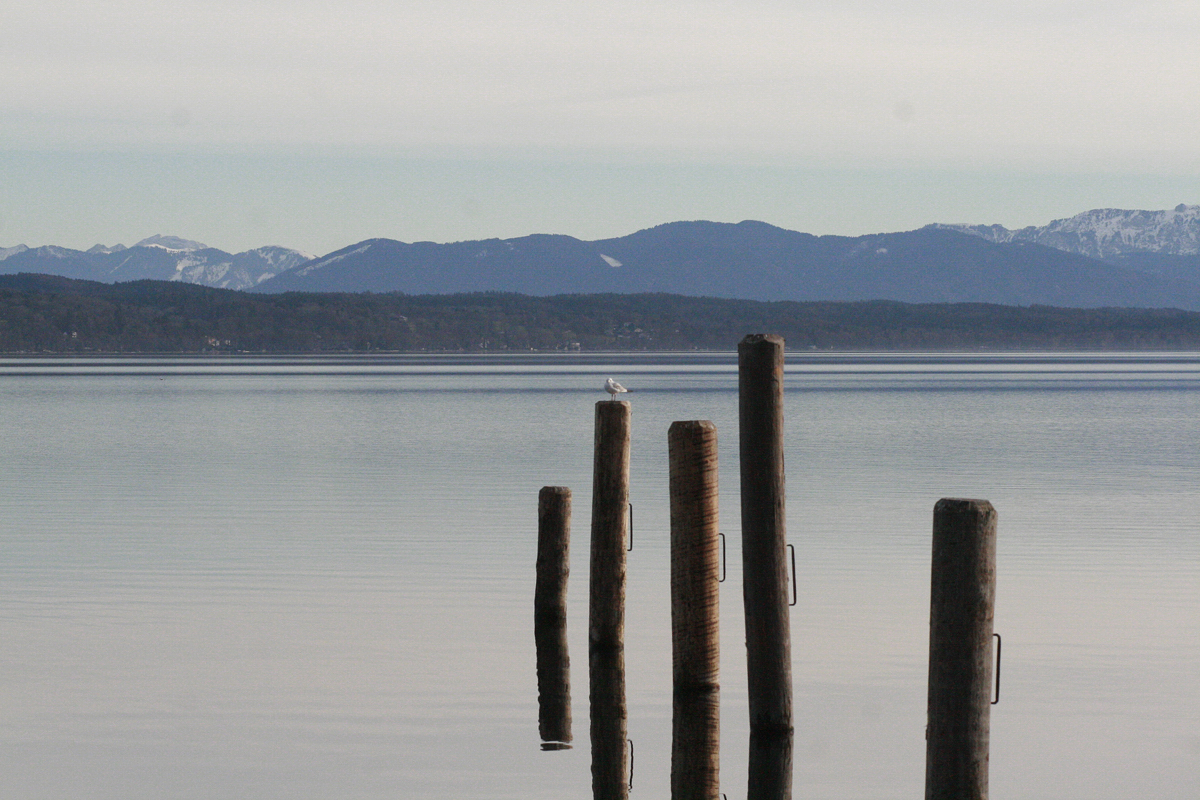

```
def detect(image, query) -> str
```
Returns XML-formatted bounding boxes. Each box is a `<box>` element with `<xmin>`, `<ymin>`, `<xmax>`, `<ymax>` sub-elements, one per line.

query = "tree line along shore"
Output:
<box><xmin>4</xmin><ymin>272</ymin><xmax>1200</xmax><ymax>353</ymax></box>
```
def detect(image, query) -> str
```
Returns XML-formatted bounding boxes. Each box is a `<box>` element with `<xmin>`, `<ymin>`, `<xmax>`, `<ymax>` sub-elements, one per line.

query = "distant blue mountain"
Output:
<box><xmin>253</xmin><ymin>220</ymin><xmax>1200</xmax><ymax>310</ymax></box>
<box><xmin>7</xmin><ymin>207</ymin><xmax>1200</xmax><ymax>309</ymax></box>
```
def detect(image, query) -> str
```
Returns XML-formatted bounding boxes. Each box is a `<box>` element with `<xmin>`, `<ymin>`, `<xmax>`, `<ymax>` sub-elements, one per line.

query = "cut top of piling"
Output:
<box><xmin>739</xmin><ymin>332</ymin><xmax>786</xmax><ymax>349</ymax></box>
<box><xmin>933</xmin><ymin>498</ymin><xmax>997</xmax><ymax>527</ymax></box>
<box><xmin>668</xmin><ymin>418</ymin><xmax>718</xmax><ymax>440</ymax></box>
<box><xmin>738</xmin><ymin>334</ymin><xmax>786</xmax><ymax>373</ymax></box>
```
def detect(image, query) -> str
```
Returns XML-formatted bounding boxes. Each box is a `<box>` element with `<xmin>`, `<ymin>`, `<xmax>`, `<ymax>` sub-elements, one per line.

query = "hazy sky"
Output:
<box><xmin>2</xmin><ymin>0</ymin><xmax>1198</xmax><ymax>254</ymax></box>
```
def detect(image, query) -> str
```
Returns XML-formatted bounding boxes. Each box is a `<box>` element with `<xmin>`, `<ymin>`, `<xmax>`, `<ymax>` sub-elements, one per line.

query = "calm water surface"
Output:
<box><xmin>2</xmin><ymin>353</ymin><xmax>1198</xmax><ymax>799</ymax></box>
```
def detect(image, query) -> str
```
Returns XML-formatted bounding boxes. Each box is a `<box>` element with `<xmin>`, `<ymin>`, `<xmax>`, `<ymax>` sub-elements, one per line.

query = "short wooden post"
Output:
<box><xmin>535</xmin><ymin>486</ymin><xmax>572</xmax><ymax>747</ymax></box>
<box><xmin>738</xmin><ymin>334</ymin><xmax>793</xmax><ymax>734</ymax></box>
<box><xmin>668</xmin><ymin>420</ymin><xmax>720</xmax><ymax>800</ymax></box>
<box><xmin>590</xmin><ymin>400</ymin><xmax>631</xmax><ymax>799</ymax></box>
<box><xmin>747</xmin><ymin>728</ymin><xmax>793</xmax><ymax>800</ymax></box>
<box><xmin>925</xmin><ymin>498</ymin><xmax>997</xmax><ymax>800</ymax></box>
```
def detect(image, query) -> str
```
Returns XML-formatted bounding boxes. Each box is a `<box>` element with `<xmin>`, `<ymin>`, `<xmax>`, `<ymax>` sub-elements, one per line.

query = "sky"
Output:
<box><xmin>2</xmin><ymin>0</ymin><xmax>1198</xmax><ymax>255</ymax></box>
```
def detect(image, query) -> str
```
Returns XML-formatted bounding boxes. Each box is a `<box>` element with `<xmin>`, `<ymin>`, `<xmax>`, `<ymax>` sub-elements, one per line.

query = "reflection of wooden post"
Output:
<box><xmin>590</xmin><ymin>400</ymin><xmax>630</xmax><ymax>799</ymax></box>
<box><xmin>747</xmin><ymin>728</ymin><xmax>793</xmax><ymax>800</ymax></box>
<box><xmin>668</xmin><ymin>421</ymin><xmax>720</xmax><ymax>800</ymax></box>
<box><xmin>738</xmin><ymin>334</ymin><xmax>793</xmax><ymax>734</ymax></box>
<box><xmin>590</xmin><ymin>648</ymin><xmax>628</xmax><ymax>800</ymax></box>
<box><xmin>535</xmin><ymin>486</ymin><xmax>571</xmax><ymax>747</ymax></box>
<box><xmin>926</xmin><ymin>499</ymin><xmax>997</xmax><ymax>800</ymax></box>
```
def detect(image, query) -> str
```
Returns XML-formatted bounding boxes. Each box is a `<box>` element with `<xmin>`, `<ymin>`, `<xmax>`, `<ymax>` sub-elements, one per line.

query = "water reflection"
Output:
<box><xmin>11</xmin><ymin>354</ymin><xmax>1200</xmax><ymax>799</ymax></box>
<box><xmin>590</xmin><ymin>647</ymin><xmax>628</xmax><ymax>800</ymax></box>
<box><xmin>535</xmin><ymin>617</ymin><xmax>572</xmax><ymax>749</ymax></box>
<box><xmin>747</xmin><ymin>729</ymin><xmax>794</xmax><ymax>800</ymax></box>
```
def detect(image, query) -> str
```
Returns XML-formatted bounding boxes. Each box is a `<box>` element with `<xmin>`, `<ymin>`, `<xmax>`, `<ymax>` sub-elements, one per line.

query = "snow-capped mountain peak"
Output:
<box><xmin>0</xmin><ymin>244</ymin><xmax>30</xmax><ymax>262</ymax></box>
<box><xmin>87</xmin><ymin>243</ymin><xmax>127</xmax><ymax>255</ymax></box>
<box><xmin>0</xmin><ymin>239</ymin><xmax>317</xmax><ymax>291</ymax></box>
<box><xmin>134</xmin><ymin>234</ymin><xmax>209</xmax><ymax>252</ymax></box>
<box><xmin>931</xmin><ymin>204</ymin><xmax>1200</xmax><ymax>258</ymax></box>
<box><xmin>168</xmin><ymin>246</ymin><xmax>317</xmax><ymax>288</ymax></box>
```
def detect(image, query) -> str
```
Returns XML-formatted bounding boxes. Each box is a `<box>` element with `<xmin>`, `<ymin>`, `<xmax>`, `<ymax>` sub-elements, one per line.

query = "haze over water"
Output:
<box><xmin>2</xmin><ymin>353</ymin><xmax>1198</xmax><ymax>799</ymax></box>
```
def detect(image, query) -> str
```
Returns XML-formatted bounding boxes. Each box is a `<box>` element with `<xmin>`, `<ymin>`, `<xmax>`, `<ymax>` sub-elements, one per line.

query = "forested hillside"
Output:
<box><xmin>4</xmin><ymin>273</ymin><xmax>1200</xmax><ymax>353</ymax></box>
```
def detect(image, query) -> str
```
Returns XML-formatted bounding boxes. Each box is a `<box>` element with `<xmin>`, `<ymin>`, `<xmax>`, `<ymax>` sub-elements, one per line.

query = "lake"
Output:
<box><xmin>2</xmin><ymin>352</ymin><xmax>1198</xmax><ymax>799</ymax></box>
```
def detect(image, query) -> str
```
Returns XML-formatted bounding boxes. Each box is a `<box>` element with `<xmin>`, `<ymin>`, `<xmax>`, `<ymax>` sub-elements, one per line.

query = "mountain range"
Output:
<box><xmin>3</xmin><ymin>205</ymin><xmax>1200</xmax><ymax>309</ymax></box>
<box><xmin>933</xmin><ymin>204</ymin><xmax>1200</xmax><ymax>258</ymax></box>
<box><xmin>0</xmin><ymin>235</ymin><xmax>314</xmax><ymax>291</ymax></box>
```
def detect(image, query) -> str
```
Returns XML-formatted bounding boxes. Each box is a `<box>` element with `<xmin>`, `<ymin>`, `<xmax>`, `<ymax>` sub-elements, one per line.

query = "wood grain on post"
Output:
<box><xmin>590</xmin><ymin>400</ymin><xmax>630</xmax><ymax>653</ymax></box>
<box><xmin>668</xmin><ymin>420</ymin><xmax>720</xmax><ymax>800</ymax></box>
<box><xmin>536</xmin><ymin>487</ymin><xmax>572</xmax><ymax>625</ymax></box>
<box><xmin>738</xmin><ymin>334</ymin><xmax>793</xmax><ymax>734</ymax></box>
<box><xmin>925</xmin><ymin>498</ymin><xmax>997</xmax><ymax>800</ymax></box>
<box><xmin>589</xmin><ymin>400</ymin><xmax>631</xmax><ymax>799</ymax></box>
<box><xmin>535</xmin><ymin>486</ymin><xmax>572</xmax><ymax>747</ymax></box>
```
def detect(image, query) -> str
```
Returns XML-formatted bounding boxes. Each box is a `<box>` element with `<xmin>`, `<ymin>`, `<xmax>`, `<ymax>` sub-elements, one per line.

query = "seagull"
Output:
<box><xmin>605</xmin><ymin>377</ymin><xmax>628</xmax><ymax>400</ymax></box>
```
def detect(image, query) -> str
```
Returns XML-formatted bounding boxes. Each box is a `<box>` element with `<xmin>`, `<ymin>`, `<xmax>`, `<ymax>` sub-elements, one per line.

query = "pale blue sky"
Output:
<box><xmin>2</xmin><ymin>0</ymin><xmax>1198</xmax><ymax>255</ymax></box>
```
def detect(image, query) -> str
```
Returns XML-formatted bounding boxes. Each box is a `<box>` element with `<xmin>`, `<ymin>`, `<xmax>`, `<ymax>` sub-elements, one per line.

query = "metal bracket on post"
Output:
<box><xmin>627</xmin><ymin>738</ymin><xmax>634</xmax><ymax>790</ymax></box>
<box><xmin>991</xmin><ymin>632</ymin><xmax>1002</xmax><ymax>705</ymax></box>
<box><xmin>627</xmin><ymin>503</ymin><xmax>633</xmax><ymax>551</ymax></box>
<box><xmin>787</xmin><ymin>542</ymin><xmax>797</xmax><ymax>607</ymax></box>
<box><xmin>718</xmin><ymin>533</ymin><xmax>726</xmax><ymax>583</ymax></box>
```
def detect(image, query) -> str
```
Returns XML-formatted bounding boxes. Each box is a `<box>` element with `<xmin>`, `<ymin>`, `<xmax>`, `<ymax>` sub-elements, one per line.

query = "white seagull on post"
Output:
<box><xmin>605</xmin><ymin>377</ymin><xmax>628</xmax><ymax>400</ymax></box>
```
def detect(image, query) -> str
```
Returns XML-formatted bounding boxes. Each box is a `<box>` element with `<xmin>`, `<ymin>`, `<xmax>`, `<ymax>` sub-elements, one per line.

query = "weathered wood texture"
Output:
<box><xmin>590</xmin><ymin>647</ymin><xmax>628</xmax><ymax>800</ymax></box>
<box><xmin>589</xmin><ymin>401</ymin><xmax>630</xmax><ymax>799</ymax></box>
<box><xmin>747</xmin><ymin>728</ymin><xmax>794</xmax><ymax>800</ymax></box>
<box><xmin>589</xmin><ymin>400</ymin><xmax>630</xmax><ymax>653</ymax></box>
<box><xmin>536</xmin><ymin>486</ymin><xmax>572</xmax><ymax>625</ymax></box>
<box><xmin>535</xmin><ymin>486</ymin><xmax>572</xmax><ymax>746</ymax></box>
<box><xmin>925</xmin><ymin>498</ymin><xmax>997</xmax><ymax>800</ymax></box>
<box><xmin>668</xmin><ymin>420</ymin><xmax>720</xmax><ymax>800</ymax></box>
<box><xmin>738</xmin><ymin>333</ymin><xmax>793</xmax><ymax>733</ymax></box>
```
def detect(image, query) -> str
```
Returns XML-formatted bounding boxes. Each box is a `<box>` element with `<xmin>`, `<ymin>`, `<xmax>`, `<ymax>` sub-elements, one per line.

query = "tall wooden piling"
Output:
<box><xmin>590</xmin><ymin>400</ymin><xmax>631</xmax><ymax>799</ymax></box>
<box><xmin>590</xmin><ymin>400</ymin><xmax>630</xmax><ymax>653</ymax></box>
<box><xmin>668</xmin><ymin>420</ymin><xmax>720</xmax><ymax>800</ymax></box>
<box><xmin>925</xmin><ymin>498</ymin><xmax>997</xmax><ymax>800</ymax></box>
<box><xmin>535</xmin><ymin>486</ymin><xmax>572</xmax><ymax>747</ymax></box>
<box><xmin>738</xmin><ymin>334</ymin><xmax>793</xmax><ymax>734</ymax></box>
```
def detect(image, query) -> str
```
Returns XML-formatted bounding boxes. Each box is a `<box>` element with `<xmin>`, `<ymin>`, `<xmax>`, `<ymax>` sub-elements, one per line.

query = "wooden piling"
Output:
<box><xmin>535</xmin><ymin>486</ymin><xmax>572</xmax><ymax>747</ymax></box>
<box><xmin>738</xmin><ymin>334</ymin><xmax>793</xmax><ymax>734</ymax></box>
<box><xmin>668</xmin><ymin>420</ymin><xmax>720</xmax><ymax>800</ymax></box>
<box><xmin>925</xmin><ymin>498</ymin><xmax>997</xmax><ymax>800</ymax></box>
<box><xmin>590</xmin><ymin>400</ymin><xmax>631</xmax><ymax>799</ymax></box>
<box><xmin>590</xmin><ymin>400</ymin><xmax>630</xmax><ymax>653</ymax></box>
<box><xmin>536</xmin><ymin>487</ymin><xmax>572</xmax><ymax>625</ymax></box>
